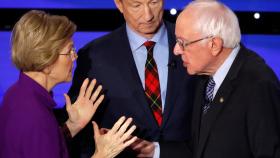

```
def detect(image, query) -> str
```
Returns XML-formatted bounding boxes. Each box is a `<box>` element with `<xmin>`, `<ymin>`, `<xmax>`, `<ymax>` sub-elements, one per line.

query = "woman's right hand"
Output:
<box><xmin>65</xmin><ymin>78</ymin><xmax>104</xmax><ymax>137</ymax></box>
<box><xmin>92</xmin><ymin>117</ymin><xmax>137</xmax><ymax>158</ymax></box>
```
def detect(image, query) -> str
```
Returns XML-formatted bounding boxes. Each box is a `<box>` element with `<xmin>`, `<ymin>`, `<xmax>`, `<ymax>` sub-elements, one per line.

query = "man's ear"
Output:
<box><xmin>114</xmin><ymin>0</ymin><xmax>124</xmax><ymax>13</ymax></box>
<box><xmin>209</xmin><ymin>37</ymin><xmax>223</xmax><ymax>56</ymax></box>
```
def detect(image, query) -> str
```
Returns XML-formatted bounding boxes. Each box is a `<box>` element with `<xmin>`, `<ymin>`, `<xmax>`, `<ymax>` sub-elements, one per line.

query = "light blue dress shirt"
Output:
<box><xmin>212</xmin><ymin>45</ymin><xmax>240</xmax><ymax>97</ymax></box>
<box><xmin>126</xmin><ymin>23</ymin><xmax>170</xmax><ymax>158</ymax></box>
<box><xmin>126</xmin><ymin>23</ymin><xmax>169</xmax><ymax>111</ymax></box>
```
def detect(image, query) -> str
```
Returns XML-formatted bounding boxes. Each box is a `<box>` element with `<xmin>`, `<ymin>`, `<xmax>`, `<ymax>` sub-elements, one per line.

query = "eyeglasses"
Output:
<box><xmin>59</xmin><ymin>47</ymin><xmax>78</xmax><ymax>60</ymax></box>
<box><xmin>176</xmin><ymin>36</ymin><xmax>213</xmax><ymax>50</ymax></box>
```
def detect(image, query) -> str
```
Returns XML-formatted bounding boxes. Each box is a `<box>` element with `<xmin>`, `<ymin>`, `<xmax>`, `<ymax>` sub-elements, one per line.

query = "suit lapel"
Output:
<box><xmin>192</xmin><ymin>76</ymin><xmax>208</xmax><ymax>157</ymax></box>
<box><xmin>196</xmin><ymin>81</ymin><xmax>234</xmax><ymax>158</ymax></box>
<box><xmin>196</xmin><ymin>45</ymin><xmax>247</xmax><ymax>158</ymax></box>
<box><xmin>160</xmin><ymin>22</ymin><xmax>182</xmax><ymax>128</ymax></box>
<box><xmin>162</xmin><ymin>56</ymin><xmax>185</xmax><ymax>128</ymax></box>
<box><xmin>113</xmin><ymin>25</ymin><xmax>157</xmax><ymax>126</ymax></box>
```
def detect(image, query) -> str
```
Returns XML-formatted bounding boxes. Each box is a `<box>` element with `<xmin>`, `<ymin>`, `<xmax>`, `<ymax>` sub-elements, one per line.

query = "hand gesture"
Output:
<box><xmin>65</xmin><ymin>78</ymin><xmax>104</xmax><ymax>137</ymax></box>
<box><xmin>92</xmin><ymin>117</ymin><xmax>137</xmax><ymax>158</ymax></box>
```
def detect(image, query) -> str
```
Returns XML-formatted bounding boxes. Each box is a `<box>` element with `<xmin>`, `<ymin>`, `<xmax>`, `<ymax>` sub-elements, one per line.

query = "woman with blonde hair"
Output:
<box><xmin>0</xmin><ymin>10</ymin><xmax>137</xmax><ymax>158</ymax></box>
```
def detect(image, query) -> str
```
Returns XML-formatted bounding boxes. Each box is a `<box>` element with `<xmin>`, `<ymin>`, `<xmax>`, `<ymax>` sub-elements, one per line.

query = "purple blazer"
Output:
<box><xmin>0</xmin><ymin>72</ymin><xmax>69</xmax><ymax>158</ymax></box>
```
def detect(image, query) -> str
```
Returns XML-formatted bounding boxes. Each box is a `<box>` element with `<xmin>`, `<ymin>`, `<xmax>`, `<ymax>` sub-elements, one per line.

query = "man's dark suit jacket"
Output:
<box><xmin>161</xmin><ymin>45</ymin><xmax>280</xmax><ymax>158</ymax></box>
<box><xmin>65</xmin><ymin>22</ymin><xmax>194</xmax><ymax>157</ymax></box>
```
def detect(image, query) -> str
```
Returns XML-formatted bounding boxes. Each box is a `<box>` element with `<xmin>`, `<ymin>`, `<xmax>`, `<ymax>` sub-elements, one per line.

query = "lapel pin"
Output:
<box><xmin>219</xmin><ymin>97</ymin><xmax>224</xmax><ymax>103</ymax></box>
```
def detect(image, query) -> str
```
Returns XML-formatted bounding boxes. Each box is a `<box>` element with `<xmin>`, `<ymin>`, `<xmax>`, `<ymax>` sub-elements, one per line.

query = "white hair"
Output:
<box><xmin>185</xmin><ymin>0</ymin><xmax>241</xmax><ymax>48</ymax></box>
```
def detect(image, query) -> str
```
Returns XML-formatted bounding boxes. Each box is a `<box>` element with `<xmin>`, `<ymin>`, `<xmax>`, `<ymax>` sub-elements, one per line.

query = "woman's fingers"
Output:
<box><xmin>109</xmin><ymin>116</ymin><xmax>126</xmax><ymax>134</ymax></box>
<box><xmin>111</xmin><ymin>117</ymin><xmax>137</xmax><ymax>147</ymax></box>
<box><xmin>77</xmin><ymin>78</ymin><xmax>104</xmax><ymax>105</ymax></box>
<box><xmin>85</xmin><ymin>79</ymin><xmax>96</xmax><ymax>99</ymax></box>
<box><xmin>120</xmin><ymin>125</ymin><xmax>136</xmax><ymax>142</ymax></box>
<box><xmin>77</xmin><ymin>78</ymin><xmax>89</xmax><ymax>100</ymax></box>
<box><xmin>123</xmin><ymin>136</ymin><xmax>137</xmax><ymax>148</ymax></box>
<box><xmin>90</xmin><ymin>85</ymin><xmax>102</xmax><ymax>102</ymax></box>
<box><xmin>92</xmin><ymin>117</ymin><xmax>137</xmax><ymax>158</ymax></box>
<box><xmin>115</xmin><ymin>117</ymin><xmax>133</xmax><ymax>137</ymax></box>
<box><xmin>92</xmin><ymin>94</ymin><xmax>104</xmax><ymax>113</ymax></box>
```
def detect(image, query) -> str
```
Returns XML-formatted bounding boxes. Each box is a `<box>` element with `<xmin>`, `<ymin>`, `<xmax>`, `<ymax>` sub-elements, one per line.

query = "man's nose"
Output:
<box><xmin>143</xmin><ymin>5</ymin><xmax>153</xmax><ymax>21</ymax></box>
<box><xmin>173</xmin><ymin>43</ymin><xmax>182</xmax><ymax>55</ymax></box>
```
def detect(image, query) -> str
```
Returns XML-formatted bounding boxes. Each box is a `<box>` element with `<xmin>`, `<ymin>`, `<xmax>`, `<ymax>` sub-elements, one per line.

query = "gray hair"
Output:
<box><xmin>185</xmin><ymin>0</ymin><xmax>241</xmax><ymax>48</ymax></box>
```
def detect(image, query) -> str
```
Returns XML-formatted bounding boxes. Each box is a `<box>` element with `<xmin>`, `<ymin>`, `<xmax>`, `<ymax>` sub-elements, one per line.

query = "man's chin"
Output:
<box><xmin>139</xmin><ymin>25</ymin><xmax>160</xmax><ymax>35</ymax></box>
<box><xmin>186</xmin><ymin>68</ymin><xmax>196</xmax><ymax>75</ymax></box>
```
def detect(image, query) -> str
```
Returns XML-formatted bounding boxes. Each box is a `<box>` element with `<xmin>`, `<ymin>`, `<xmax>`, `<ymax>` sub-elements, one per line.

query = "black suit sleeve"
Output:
<box><xmin>247</xmin><ymin>78</ymin><xmax>280</xmax><ymax>158</ymax></box>
<box><xmin>160</xmin><ymin>141</ymin><xmax>192</xmax><ymax>158</ymax></box>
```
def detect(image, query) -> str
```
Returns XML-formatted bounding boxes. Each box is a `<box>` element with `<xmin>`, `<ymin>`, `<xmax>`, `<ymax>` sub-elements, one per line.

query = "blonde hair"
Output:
<box><xmin>11</xmin><ymin>10</ymin><xmax>77</xmax><ymax>71</ymax></box>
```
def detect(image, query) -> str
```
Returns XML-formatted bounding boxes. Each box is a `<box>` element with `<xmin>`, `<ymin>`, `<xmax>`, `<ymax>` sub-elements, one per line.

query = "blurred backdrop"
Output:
<box><xmin>0</xmin><ymin>0</ymin><xmax>279</xmax><ymax>107</ymax></box>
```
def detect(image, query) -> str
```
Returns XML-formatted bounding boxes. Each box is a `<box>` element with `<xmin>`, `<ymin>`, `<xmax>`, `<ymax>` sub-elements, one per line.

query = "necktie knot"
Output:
<box><xmin>144</xmin><ymin>41</ymin><xmax>156</xmax><ymax>55</ymax></box>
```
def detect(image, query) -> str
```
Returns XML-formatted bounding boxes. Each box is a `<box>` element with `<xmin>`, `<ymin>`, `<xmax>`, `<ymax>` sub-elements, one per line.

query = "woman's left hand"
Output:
<box><xmin>92</xmin><ymin>117</ymin><xmax>137</xmax><ymax>158</ymax></box>
<box><xmin>65</xmin><ymin>78</ymin><xmax>104</xmax><ymax>137</ymax></box>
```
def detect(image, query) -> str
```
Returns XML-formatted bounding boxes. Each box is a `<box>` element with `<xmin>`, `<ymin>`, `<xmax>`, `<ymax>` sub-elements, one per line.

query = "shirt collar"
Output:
<box><xmin>212</xmin><ymin>44</ymin><xmax>240</xmax><ymax>90</ymax></box>
<box><xmin>126</xmin><ymin>22</ymin><xmax>166</xmax><ymax>52</ymax></box>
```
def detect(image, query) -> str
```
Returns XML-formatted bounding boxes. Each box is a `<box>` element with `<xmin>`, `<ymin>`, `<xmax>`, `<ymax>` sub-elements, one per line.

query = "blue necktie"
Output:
<box><xmin>203</xmin><ymin>77</ymin><xmax>215</xmax><ymax>114</ymax></box>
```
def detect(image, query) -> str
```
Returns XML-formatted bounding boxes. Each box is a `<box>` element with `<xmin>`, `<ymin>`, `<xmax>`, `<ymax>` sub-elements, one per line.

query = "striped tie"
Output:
<box><xmin>144</xmin><ymin>41</ymin><xmax>162</xmax><ymax>126</ymax></box>
<box><xmin>203</xmin><ymin>77</ymin><xmax>215</xmax><ymax>114</ymax></box>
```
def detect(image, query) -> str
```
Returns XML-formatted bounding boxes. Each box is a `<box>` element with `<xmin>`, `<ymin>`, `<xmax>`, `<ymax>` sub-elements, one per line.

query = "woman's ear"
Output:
<box><xmin>42</xmin><ymin>65</ymin><xmax>52</xmax><ymax>75</ymax></box>
<box><xmin>210</xmin><ymin>37</ymin><xmax>223</xmax><ymax>56</ymax></box>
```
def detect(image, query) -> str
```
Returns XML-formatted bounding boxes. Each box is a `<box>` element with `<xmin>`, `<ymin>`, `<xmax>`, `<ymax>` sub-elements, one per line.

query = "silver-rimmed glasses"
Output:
<box><xmin>60</xmin><ymin>47</ymin><xmax>78</xmax><ymax>60</ymax></box>
<box><xmin>176</xmin><ymin>36</ymin><xmax>213</xmax><ymax>50</ymax></box>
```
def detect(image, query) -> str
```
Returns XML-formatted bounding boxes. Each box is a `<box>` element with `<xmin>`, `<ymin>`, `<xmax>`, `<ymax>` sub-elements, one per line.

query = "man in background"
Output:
<box><xmin>63</xmin><ymin>0</ymin><xmax>194</xmax><ymax>157</ymax></box>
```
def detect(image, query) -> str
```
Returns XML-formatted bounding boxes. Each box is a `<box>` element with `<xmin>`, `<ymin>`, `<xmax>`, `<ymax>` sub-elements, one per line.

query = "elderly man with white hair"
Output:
<box><xmin>160</xmin><ymin>0</ymin><xmax>280</xmax><ymax>158</ymax></box>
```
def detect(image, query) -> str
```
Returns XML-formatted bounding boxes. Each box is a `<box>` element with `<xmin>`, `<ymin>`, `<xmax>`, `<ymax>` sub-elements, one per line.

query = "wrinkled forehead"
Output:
<box><xmin>176</xmin><ymin>11</ymin><xmax>200</xmax><ymax>37</ymax></box>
